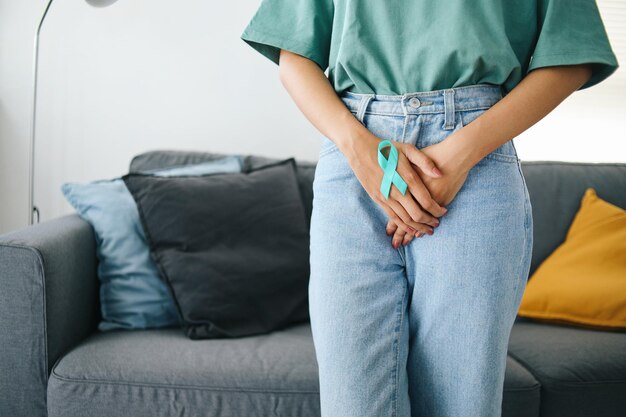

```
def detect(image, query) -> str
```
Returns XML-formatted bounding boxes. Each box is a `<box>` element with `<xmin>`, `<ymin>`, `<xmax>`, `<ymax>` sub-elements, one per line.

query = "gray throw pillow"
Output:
<box><xmin>122</xmin><ymin>158</ymin><xmax>310</xmax><ymax>339</ymax></box>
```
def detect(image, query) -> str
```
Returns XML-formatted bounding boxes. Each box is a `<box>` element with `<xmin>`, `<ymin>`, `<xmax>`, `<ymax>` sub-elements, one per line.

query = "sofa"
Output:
<box><xmin>1</xmin><ymin>149</ymin><xmax>625</xmax><ymax>417</ymax></box>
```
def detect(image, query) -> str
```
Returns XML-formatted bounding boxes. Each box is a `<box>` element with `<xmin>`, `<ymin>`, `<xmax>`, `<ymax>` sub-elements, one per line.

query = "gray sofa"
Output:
<box><xmin>1</xmin><ymin>149</ymin><xmax>625</xmax><ymax>417</ymax></box>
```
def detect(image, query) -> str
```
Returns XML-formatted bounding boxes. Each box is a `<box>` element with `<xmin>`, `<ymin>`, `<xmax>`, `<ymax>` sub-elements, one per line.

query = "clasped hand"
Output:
<box><xmin>386</xmin><ymin>139</ymin><xmax>471</xmax><ymax>247</ymax></box>
<box><xmin>344</xmin><ymin>135</ymin><xmax>471</xmax><ymax>248</ymax></box>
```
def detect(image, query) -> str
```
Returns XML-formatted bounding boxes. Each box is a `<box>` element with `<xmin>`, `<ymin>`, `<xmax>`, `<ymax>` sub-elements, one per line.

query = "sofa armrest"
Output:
<box><xmin>0</xmin><ymin>213</ymin><xmax>99</xmax><ymax>417</ymax></box>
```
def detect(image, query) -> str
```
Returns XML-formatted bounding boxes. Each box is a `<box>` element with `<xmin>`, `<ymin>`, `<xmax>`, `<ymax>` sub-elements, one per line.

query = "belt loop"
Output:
<box><xmin>356</xmin><ymin>94</ymin><xmax>375</xmax><ymax>124</ymax></box>
<box><xmin>400</xmin><ymin>93</ymin><xmax>409</xmax><ymax>117</ymax></box>
<box><xmin>442</xmin><ymin>88</ymin><xmax>456</xmax><ymax>130</ymax></box>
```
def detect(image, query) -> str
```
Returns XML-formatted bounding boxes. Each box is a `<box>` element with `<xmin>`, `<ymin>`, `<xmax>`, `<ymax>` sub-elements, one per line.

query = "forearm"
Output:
<box><xmin>441</xmin><ymin>64</ymin><xmax>593</xmax><ymax>172</ymax></box>
<box><xmin>277</xmin><ymin>49</ymin><xmax>372</xmax><ymax>162</ymax></box>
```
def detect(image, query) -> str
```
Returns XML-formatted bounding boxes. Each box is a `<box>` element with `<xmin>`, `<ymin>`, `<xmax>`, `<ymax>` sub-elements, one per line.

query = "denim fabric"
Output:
<box><xmin>309</xmin><ymin>84</ymin><xmax>534</xmax><ymax>417</ymax></box>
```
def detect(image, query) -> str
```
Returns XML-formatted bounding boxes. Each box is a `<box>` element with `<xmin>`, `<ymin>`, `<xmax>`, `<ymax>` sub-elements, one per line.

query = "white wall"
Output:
<box><xmin>0</xmin><ymin>0</ymin><xmax>46</xmax><ymax>234</ymax></box>
<box><xmin>1</xmin><ymin>0</ymin><xmax>625</xmax><ymax>234</ymax></box>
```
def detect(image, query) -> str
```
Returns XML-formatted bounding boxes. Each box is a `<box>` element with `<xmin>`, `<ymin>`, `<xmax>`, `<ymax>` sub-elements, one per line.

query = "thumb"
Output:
<box><xmin>404</xmin><ymin>146</ymin><xmax>443</xmax><ymax>178</ymax></box>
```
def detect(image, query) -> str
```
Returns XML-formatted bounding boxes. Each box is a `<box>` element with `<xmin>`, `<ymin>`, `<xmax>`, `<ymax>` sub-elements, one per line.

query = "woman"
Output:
<box><xmin>240</xmin><ymin>1</ymin><xmax>619</xmax><ymax>416</ymax></box>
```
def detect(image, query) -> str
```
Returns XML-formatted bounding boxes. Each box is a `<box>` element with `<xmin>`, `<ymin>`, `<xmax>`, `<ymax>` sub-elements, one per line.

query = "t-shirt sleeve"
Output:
<box><xmin>527</xmin><ymin>0</ymin><xmax>620</xmax><ymax>90</ymax></box>
<box><xmin>240</xmin><ymin>0</ymin><xmax>334</xmax><ymax>72</ymax></box>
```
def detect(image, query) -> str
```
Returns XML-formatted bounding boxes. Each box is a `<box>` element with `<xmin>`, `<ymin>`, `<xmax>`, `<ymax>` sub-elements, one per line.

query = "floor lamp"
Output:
<box><xmin>29</xmin><ymin>0</ymin><xmax>119</xmax><ymax>225</ymax></box>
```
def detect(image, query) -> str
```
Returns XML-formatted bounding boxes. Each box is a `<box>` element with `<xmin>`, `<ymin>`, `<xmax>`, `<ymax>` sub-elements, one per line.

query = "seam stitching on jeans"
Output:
<box><xmin>400</xmin><ymin>112</ymin><xmax>408</xmax><ymax>143</ymax></box>
<box><xmin>512</xmin><ymin>160</ymin><xmax>531</xmax><ymax>316</ymax></box>
<box><xmin>392</xmin><ymin>280</ymin><xmax>407</xmax><ymax>417</ymax></box>
<box><xmin>396</xmin><ymin>245</ymin><xmax>406</xmax><ymax>265</ymax></box>
<box><xmin>318</xmin><ymin>145</ymin><xmax>340</xmax><ymax>158</ymax></box>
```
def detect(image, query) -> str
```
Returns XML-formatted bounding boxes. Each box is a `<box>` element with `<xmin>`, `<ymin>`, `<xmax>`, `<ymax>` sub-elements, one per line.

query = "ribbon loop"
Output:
<box><xmin>377</xmin><ymin>140</ymin><xmax>408</xmax><ymax>200</ymax></box>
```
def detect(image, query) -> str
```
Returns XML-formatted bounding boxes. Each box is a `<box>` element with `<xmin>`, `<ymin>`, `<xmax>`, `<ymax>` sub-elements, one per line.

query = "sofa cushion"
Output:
<box><xmin>47</xmin><ymin>323</ymin><xmax>321</xmax><ymax>417</ymax></box>
<box><xmin>60</xmin><ymin>156</ymin><xmax>243</xmax><ymax>332</ymax></box>
<box><xmin>502</xmin><ymin>355</ymin><xmax>541</xmax><ymax>417</ymax></box>
<box><xmin>518</xmin><ymin>187</ymin><xmax>626</xmax><ymax>330</ymax></box>
<box><xmin>128</xmin><ymin>149</ymin><xmax>317</xmax><ymax>228</ymax></box>
<box><xmin>508</xmin><ymin>318</ymin><xmax>626</xmax><ymax>417</ymax></box>
<box><xmin>47</xmin><ymin>322</ymin><xmax>541</xmax><ymax>417</ymax></box>
<box><xmin>520</xmin><ymin>162</ymin><xmax>626</xmax><ymax>278</ymax></box>
<box><xmin>122</xmin><ymin>158</ymin><xmax>311</xmax><ymax>339</ymax></box>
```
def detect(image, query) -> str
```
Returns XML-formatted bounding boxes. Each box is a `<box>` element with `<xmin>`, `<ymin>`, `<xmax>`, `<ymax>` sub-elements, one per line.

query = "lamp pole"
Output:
<box><xmin>28</xmin><ymin>0</ymin><xmax>119</xmax><ymax>225</ymax></box>
<box><xmin>28</xmin><ymin>0</ymin><xmax>54</xmax><ymax>225</ymax></box>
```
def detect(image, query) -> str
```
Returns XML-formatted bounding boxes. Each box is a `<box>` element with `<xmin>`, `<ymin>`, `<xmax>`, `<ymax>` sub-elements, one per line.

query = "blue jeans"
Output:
<box><xmin>308</xmin><ymin>84</ymin><xmax>534</xmax><ymax>417</ymax></box>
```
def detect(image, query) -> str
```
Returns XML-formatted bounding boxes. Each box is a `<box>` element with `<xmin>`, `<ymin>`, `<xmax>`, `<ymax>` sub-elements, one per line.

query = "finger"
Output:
<box><xmin>401</xmin><ymin>229</ymin><xmax>415</xmax><ymax>245</ymax></box>
<box><xmin>393</xmin><ymin>185</ymin><xmax>441</xmax><ymax>228</ymax></box>
<box><xmin>379</xmin><ymin>203</ymin><xmax>418</xmax><ymax>236</ymax></box>
<box><xmin>392</xmin><ymin>228</ymin><xmax>406</xmax><ymax>248</ymax></box>
<box><xmin>403</xmin><ymin>145</ymin><xmax>443</xmax><ymax>178</ymax></box>
<box><xmin>386</xmin><ymin>219</ymin><xmax>398</xmax><ymax>236</ymax></box>
<box><xmin>387</xmin><ymin>218</ymin><xmax>419</xmax><ymax>246</ymax></box>
<box><xmin>396</xmin><ymin>158</ymin><xmax>448</xmax><ymax>218</ymax></box>
<box><xmin>391</xmin><ymin>225</ymin><xmax>415</xmax><ymax>247</ymax></box>
<box><xmin>386</xmin><ymin>198</ymin><xmax>434</xmax><ymax>235</ymax></box>
<box><xmin>387</xmin><ymin>179</ymin><xmax>440</xmax><ymax>229</ymax></box>
<box><xmin>386</xmin><ymin>218</ymin><xmax>414</xmax><ymax>246</ymax></box>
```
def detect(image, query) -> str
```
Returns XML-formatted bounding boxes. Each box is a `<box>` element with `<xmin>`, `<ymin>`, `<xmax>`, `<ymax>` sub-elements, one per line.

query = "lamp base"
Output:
<box><xmin>31</xmin><ymin>206</ymin><xmax>40</xmax><ymax>225</ymax></box>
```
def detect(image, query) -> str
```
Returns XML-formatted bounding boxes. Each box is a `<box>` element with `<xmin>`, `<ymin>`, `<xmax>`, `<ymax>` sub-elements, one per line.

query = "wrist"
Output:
<box><xmin>438</xmin><ymin>132</ymin><xmax>483</xmax><ymax>173</ymax></box>
<box><xmin>336</xmin><ymin>123</ymin><xmax>379</xmax><ymax>164</ymax></box>
<box><xmin>437</xmin><ymin>136</ymin><xmax>475</xmax><ymax>172</ymax></box>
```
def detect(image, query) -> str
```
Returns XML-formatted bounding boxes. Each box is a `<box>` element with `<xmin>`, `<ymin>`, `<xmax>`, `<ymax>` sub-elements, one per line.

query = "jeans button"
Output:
<box><xmin>409</xmin><ymin>97</ymin><xmax>421</xmax><ymax>108</ymax></box>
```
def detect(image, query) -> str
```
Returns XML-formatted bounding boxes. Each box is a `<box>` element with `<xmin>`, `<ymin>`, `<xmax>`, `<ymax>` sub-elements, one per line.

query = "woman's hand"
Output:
<box><xmin>342</xmin><ymin>134</ymin><xmax>449</xmax><ymax>237</ymax></box>
<box><xmin>413</xmin><ymin>140</ymin><xmax>471</xmax><ymax>207</ymax></box>
<box><xmin>386</xmin><ymin>138</ymin><xmax>473</xmax><ymax>248</ymax></box>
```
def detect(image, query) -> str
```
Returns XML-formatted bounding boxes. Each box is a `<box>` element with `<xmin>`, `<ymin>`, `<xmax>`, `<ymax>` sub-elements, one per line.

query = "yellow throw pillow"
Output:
<box><xmin>517</xmin><ymin>187</ymin><xmax>626</xmax><ymax>330</ymax></box>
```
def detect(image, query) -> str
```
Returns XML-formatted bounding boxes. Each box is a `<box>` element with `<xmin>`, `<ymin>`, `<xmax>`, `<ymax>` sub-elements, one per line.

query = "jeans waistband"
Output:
<box><xmin>339</xmin><ymin>83</ymin><xmax>504</xmax><ymax>130</ymax></box>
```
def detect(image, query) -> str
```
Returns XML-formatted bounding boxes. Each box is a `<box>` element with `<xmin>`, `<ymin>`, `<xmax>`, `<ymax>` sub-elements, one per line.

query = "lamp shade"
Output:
<box><xmin>85</xmin><ymin>0</ymin><xmax>119</xmax><ymax>7</ymax></box>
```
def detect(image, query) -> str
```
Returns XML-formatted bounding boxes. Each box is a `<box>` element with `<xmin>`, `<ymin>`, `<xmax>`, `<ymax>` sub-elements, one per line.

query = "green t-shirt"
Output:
<box><xmin>240</xmin><ymin>0</ymin><xmax>619</xmax><ymax>96</ymax></box>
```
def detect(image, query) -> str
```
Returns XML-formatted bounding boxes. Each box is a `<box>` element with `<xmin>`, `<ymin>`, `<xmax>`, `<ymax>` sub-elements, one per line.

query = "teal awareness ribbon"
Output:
<box><xmin>378</xmin><ymin>139</ymin><xmax>408</xmax><ymax>200</ymax></box>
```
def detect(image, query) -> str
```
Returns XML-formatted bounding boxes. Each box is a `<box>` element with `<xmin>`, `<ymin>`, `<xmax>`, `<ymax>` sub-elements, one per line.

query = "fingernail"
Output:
<box><xmin>432</xmin><ymin>166</ymin><xmax>443</xmax><ymax>176</ymax></box>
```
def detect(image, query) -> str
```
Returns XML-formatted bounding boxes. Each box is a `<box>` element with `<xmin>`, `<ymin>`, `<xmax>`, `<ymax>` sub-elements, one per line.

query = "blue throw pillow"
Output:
<box><xmin>61</xmin><ymin>156</ymin><xmax>243</xmax><ymax>331</ymax></box>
